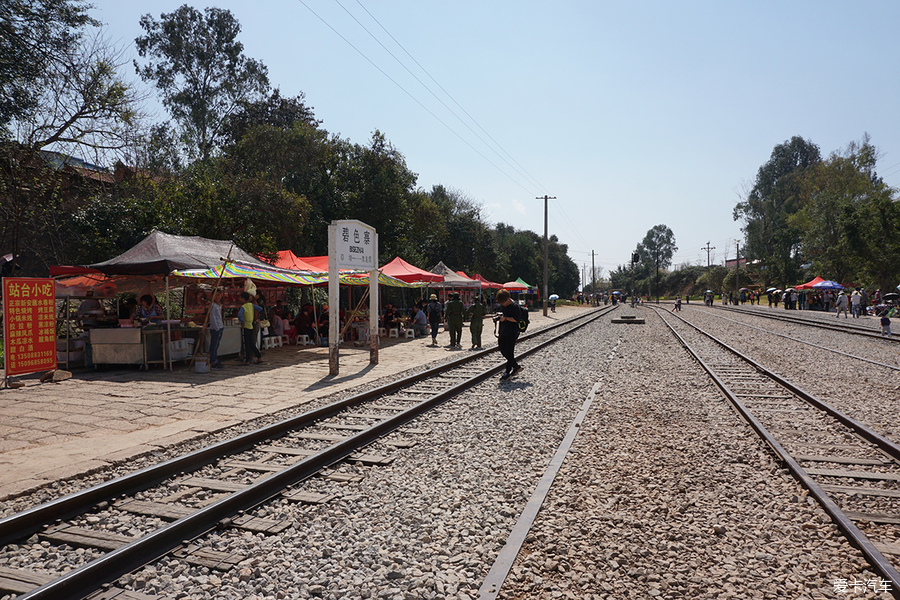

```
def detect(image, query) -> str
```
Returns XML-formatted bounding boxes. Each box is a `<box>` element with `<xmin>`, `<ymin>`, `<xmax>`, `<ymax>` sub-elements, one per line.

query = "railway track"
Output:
<box><xmin>0</xmin><ymin>306</ymin><xmax>612</xmax><ymax>600</ymax></box>
<box><xmin>707</xmin><ymin>303</ymin><xmax>897</xmax><ymax>343</ymax></box>
<box><xmin>683</xmin><ymin>305</ymin><xmax>900</xmax><ymax>372</ymax></box>
<box><xmin>648</xmin><ymin>304</ymin><xmax>900</xmax><ymax>597</ymax></box>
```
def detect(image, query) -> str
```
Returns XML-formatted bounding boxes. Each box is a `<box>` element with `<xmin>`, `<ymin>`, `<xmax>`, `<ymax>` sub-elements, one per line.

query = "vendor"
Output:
<box><xmin>75</xmin><ymin>293</ymin><xmax>104</xmax><ymax>329</ymax></box>
<box><xmin>133</xmin><ymin>294</ymin><xmax>164</xmax><ymax>322</ymax></box>
<box><xmin>118</xmin><ymin>297</ymin><xmax>137</xmax><ymax>320</ymax></box>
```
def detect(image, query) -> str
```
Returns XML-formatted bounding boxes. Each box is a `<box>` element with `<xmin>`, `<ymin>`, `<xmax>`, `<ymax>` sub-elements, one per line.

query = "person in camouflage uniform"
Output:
<box><xmin>466</xmin><ymin>294</ymin><xmax>486</xmax><ymax>349</ymax></box>
<box><xmin>445</xmin><ymin>292</ymin><xmax>465</xmax><ymax>348</ymax></box>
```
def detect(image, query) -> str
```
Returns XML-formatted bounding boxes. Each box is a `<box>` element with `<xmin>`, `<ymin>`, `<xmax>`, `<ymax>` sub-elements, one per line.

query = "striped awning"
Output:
<box><xmin>173</xmin><ymin>261</ymin><xmax>426</xmax><ymax>288</ymax></box>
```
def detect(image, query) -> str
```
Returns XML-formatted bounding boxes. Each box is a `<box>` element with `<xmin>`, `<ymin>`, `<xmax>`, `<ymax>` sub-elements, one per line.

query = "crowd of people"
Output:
<box><xmin>200</xmin><ymin>289</ymin><xmax>527</xmax><ymax>372</ymax></box>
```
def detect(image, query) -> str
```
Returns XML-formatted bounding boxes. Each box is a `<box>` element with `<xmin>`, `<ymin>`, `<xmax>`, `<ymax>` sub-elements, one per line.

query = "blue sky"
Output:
<box><xmin>89</xmin><ymin>1</ymin><xmax>900</xmax><ymax>279</ymax></box>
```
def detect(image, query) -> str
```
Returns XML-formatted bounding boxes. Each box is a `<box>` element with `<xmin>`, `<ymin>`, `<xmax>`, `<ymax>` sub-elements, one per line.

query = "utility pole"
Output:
<box><xmin>591</xmin><ymin>250</ymin><xmax>596</xmax><ymax>306</ymax></box>
<box><xmin>537</xmin><ymin>195</ymin><xmax>556</xmax><ymax>317</ymax></box>
<box><xmin>655</xmin><ymin>247</ymin><xmax>660</xmax><ymax>304</ymax></box>
<box><xmin>734</xmin><ymin>241</ymin><xmax>740</xmax><ymax>304</ymax></box>
<box><xmin>582</xmin><ymin>264</ymin><xmax>586</xmax><ymax>301</ymax></box>
<box><xmin>702</xmin><ymin>241</ymin><xmax>715</xmax><ymax>283</ymax></box>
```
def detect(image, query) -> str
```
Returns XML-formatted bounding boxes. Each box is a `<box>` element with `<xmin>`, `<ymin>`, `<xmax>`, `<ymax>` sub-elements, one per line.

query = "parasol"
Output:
<box><xmin>549</xmin><ymin>294</ymin><xmax>559</xmax><ymax>301</ymax></box>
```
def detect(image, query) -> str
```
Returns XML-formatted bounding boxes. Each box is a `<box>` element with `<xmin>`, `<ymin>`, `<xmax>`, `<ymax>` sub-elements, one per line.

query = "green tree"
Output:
<box><xmin>794</xmin><ymin>135</ymin><xmax>899</xmax><ymax>290</ymax></box>
<box><xmin>734</xmin><ymin>136</ymin><xmax>821</xmax><ymax>287</ymax></box>
<box><xmin>0</xmin><ymin>0</ymin><xmax>98</xmax><ymax>130</ymax></box>
<box><xmin>1</xmin><ymin>2</ymin><xmax>143</xmax><ymax>274</ymax></box>
<box><xmin>635</xmin><ymin>224</ymin><xmax>677</xmax><ymax>298</ymax></box>
<box><xmin>220</xmin><ymin>89</ymin><xmax>318</xmax><ymax>151</ymax></box>
<box><xmin>135</xmin><ymin>5</ymin><xmax>269</xmax><ymax>161</ymax></box>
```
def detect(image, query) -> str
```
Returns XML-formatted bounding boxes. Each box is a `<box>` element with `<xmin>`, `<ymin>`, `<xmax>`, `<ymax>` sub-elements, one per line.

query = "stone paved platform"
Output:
<box><xmin>0</xmin><ymin>305</ymin><xmax>589</xmax><ymax>500</ymax></box>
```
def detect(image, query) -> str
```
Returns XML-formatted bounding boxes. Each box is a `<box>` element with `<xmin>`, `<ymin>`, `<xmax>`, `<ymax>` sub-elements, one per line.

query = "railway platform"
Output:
<box><xmin>0</xmin><ymin>305</ymin><xmax>588</xmax><ymax>501</ymax></box>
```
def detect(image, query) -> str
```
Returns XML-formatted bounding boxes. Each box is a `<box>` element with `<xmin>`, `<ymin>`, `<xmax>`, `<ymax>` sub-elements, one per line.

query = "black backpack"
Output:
<box><xmin>517</xmin><ymin>304</ymin><xmax>529</xmax><ymax>332</ymax></box>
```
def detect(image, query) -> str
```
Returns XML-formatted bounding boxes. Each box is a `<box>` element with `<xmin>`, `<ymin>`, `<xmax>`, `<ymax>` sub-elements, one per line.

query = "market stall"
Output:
<box><xmin>54</xmin><ymin>230</ymin><xmax>274</xmax><ymax>370</ymax></box>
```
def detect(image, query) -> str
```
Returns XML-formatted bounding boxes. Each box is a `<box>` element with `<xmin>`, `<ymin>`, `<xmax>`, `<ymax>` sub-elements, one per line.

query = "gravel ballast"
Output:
<box><xmin>3</xmin><ymin>307</ymin><xmax>896</xmax><ymax>599</ymax></box>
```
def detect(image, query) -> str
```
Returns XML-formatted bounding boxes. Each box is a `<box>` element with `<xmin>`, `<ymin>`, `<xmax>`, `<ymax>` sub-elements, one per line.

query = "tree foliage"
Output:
<box><xmin>734</xmin><ymin>136</ymin><xmax>821</xmax><ymax>287</ymax></box>
<box><xmin>1</xmin><ymin>1</ymin><xmax>143</xmax><ymax>274</ymax></box>
<box><xmin>793</xmin><ymin>135</ymin><xmax>900</xmax><ymax>291</ymax></box>
<box><xmin>0</xmin><ymin>0</ymin><xmax>98</xmax><ymax>131</ymax></box>
<box><xmin>135</xmin><ymin>4</ymin><xmax>269</xmax><ymax>161</ymax></box>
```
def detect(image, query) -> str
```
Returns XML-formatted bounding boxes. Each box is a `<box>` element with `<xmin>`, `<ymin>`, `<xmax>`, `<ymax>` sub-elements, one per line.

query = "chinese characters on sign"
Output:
<box><xmin>3</xmin><ymin>278</ymin><xmax>57</xmax><ymax>376</ymax></box>
<box><xmin>335</xmin><ymin>221</ymin><xmax>376</xmax><ymax>270</ymax></box>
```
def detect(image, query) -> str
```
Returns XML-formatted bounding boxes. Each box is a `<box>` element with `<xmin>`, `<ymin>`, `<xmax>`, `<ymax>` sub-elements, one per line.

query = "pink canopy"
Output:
<box><xmin>795</xmin><ymin>276</ymin><xmax>826</xmax><ymax>290</ymax></box>
<box><xmin>381</xmin><ymin>256</ymin><xmax>444</xmax><ymax>283</ymax></box>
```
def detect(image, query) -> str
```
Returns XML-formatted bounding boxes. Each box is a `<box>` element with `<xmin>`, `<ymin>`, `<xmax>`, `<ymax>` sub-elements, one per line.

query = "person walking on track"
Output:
<box><xmin>495</xmin><ymin>289</ymin><xmax>523</xmax><ymax>381</ymax></box>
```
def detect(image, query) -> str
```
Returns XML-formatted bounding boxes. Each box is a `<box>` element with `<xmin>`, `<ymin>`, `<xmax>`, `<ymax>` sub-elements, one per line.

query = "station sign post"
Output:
<box><xmin>328</xmin><ymin>220</ymin><xmax>378</xmax><ymax>375</ymax></box>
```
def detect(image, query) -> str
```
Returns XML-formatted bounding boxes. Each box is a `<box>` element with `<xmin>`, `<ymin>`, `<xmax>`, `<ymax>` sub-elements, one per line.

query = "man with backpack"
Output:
<box><xmin>495</xmin><ymin>289</ymin><xmax>523</xmax><ymax>381</ymax></box>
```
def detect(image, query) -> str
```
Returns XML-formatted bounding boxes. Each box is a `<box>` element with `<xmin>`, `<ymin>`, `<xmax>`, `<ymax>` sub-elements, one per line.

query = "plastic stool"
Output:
<box><xmin>261</xmin><ymin>336</ymin><xmax>276</xmax><ymax>350</ymax></box>
<box><xmin>389</xmin><ymin>328</ymin><xmax>399</xmax><ymax>338</ymax></box>
<box><xmin>297</xmin><ymin>334</ymin><xmax>310</xmax><ymax>346</ymax></box>
<box><xmin>378</xmin><ymin>327</ymin><xmax>387</xmax><ymax>336</ymax></box>
<box><xmin>280</xmin><ymin>335</ymin><xmax>290</xmax><ymax>346</ymax></box>
<box><xmin>404</xmin><ymin>329</ymin><xmax>415</xmax><ymax>339</ymax></box>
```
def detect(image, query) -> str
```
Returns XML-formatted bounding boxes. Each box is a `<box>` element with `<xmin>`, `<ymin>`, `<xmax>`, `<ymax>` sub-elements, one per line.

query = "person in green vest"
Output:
<box><xmin>466</xmin><ymin>294</ymin><xmax>486</xmax><ymax>349</ymax></box>
<box><xmin>238</xmin><ymin>291</ymin><xmax>263</xmax><ymax>365</ymax></box>
<box><xmin>445</xmin><ymin>291</ymin><xmax>465</xmax><ymax>349</ymax></box>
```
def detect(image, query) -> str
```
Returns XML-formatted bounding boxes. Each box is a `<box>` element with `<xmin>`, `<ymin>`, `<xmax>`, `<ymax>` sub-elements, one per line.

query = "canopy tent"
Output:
<box><xmin>472</xmin><ymin>273</ymin><xmax>503</xmax><ymax>289</ymax></box>
<box><xmin>380</xmin><ymin>256</ymin><xmax>444</xmax><ymax>283</ymax></box>
<box><xmin>795</xmin><ymin>276</ymin><xmax>826</xmax><ymax>290</ymax></box>
<box><xmin>265</xmin><ymin>250</ymin><xmax>326</xmax><ymax>273</ymax></box>
<box><xmin>428</xmin><ymin>261</ymin><xmax>480</xmax><ymax>288</ymax></box>
<box><xmin>86</xmin><ymin>230</ymin><xmax>269</xmax><ymax>276</ymax></box>
<box><xmin>502</xmin><ymin>281</ymin><xmax>529</xmax><ymax>291</ymax></box>
<box><xmin>811</xmin><ymin>279</ymin><xmax>843</xmax><ymax>290</ymax></box>
<box><xmin>297</xmin><ymin>256</ymin><xmax>329</xmax><ymax>271</ymax></box>
<box><xmin>515</xmin><ymin>277</ymin><xmax>535</xmax><ymax>289</ymax></box>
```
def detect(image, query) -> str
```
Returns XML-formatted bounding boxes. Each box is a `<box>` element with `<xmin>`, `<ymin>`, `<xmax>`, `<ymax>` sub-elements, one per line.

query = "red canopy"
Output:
<box><xmin>381</xmin><ymin>256</ymin><xmax>444</xmax><ymax>283</ymax></box>
<box><xmin>472</xmin><ymin>273</ymin><xmax>502</xmax><ymax>289</ymax></box>
<box><xmin>795</xmin><ymin>276</ymin><xmax>826</xmax><ymax>290</ymax></box>
<box><xmin>296</xmin><ymin>255</ymin><xmax>329</xmax><ymax>271</ymax></box>
<box><xmin>266</xmin><ymin>250</ymin><xmax>326</xmax><ymax>272</ymax></box>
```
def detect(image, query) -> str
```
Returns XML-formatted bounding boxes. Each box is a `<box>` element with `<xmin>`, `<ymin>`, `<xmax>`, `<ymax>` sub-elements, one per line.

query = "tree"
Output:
<box><xmin>220</xmin><ymin>89</ymin><xmax>318</xmax><ymax>151</ymax></box>
<box><xmin>635</xmin><ymin>224</ymin><xmax>677</xmax><ymax>298</ymax></box>
<box><xmin>1</xmin><ymin>2</ymin><xmax>144</xmax><ymax>274</ymax></box>
<box><xmin>135</xmin><ymin>5</ymin><xmax>269</xmax><ymax>161</ymax></box>
<box><xmin>0</xmin><ymin>0</ymin><xmax>98</xmax><ymax>131</ymax></box>
<box><xmin>734</xmin><ymin>136</ymin><xmax>821</xmax><ymax>287</ymax></box>
<box><xmin>793</xmin><ymin>134</ymin><xmax>899</xmax><ymax>291</ymax></box>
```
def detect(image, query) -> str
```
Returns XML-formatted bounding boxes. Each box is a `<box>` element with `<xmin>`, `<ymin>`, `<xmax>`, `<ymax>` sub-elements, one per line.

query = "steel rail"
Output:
<box><xmin>16</xmin><ymin>307</ymin><xmax>611</xmax><ymax>600</ymax></box>
<box><xmin>649</xmin><ymin>306</ymin><xmax>900</xmax><ymax>597</ymax></box>
<box><xmin>0</xmin><ymin>306</ymin><xmax>610</xmax><ymax>548</ymax></box>
<box><xmin>706</xmin><ymin>304</ymin><xmax>898</xmax><ymax>342</ymax></box>
<box><xmin>697</xmin><ymin>310</ymin><xmax>900</xmax><ymax>372</ymax></box>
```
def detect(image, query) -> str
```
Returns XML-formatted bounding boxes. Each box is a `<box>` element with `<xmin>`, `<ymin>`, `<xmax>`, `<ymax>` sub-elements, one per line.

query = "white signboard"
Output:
<box><xmin>328</xmin><ymin>219</ymin><xmax>379</xmax><ymax>375</ymax></box>
<box><xmin>333</xmin><ymin>220</ymin><xmax>376</xmax><ymax>270</ymax></box>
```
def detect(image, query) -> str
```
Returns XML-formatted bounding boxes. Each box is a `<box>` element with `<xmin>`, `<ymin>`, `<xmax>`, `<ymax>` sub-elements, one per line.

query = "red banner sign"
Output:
<box><xmin>3</xmin><ymin>277</ymin><xmax>57</xmax><ymax>376</ymax></box>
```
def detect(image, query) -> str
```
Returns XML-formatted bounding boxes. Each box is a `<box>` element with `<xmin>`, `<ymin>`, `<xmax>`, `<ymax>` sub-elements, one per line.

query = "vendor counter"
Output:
<box><xmin>88</xmin><ymin>324</ymin><xmax>243</xmax><ymax>369</ymax></box>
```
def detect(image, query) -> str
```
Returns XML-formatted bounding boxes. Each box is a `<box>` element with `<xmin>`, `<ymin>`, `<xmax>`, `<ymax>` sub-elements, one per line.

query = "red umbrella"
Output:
<box><xmin>503</xmin><ymin>281</ymin><xmax>528</xmax><ymax>291</ymax></box>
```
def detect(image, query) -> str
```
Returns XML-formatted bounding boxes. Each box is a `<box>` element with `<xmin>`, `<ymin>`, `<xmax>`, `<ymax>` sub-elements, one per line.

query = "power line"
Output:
<box><xmin>347</xmin><ymin>0</ymin><xmax>550</xmax><ymax>194</ymax></box>
<box><xmin>295</xmin><ymin>0</ymin><xmax>538</xmax><ymax>196</ymax></box>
